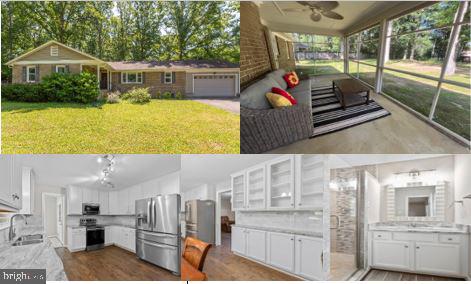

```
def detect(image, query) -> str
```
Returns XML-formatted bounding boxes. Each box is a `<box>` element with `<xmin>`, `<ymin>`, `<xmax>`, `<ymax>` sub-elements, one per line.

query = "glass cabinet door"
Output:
<box><xmin>246</xmin><ymin>166</ymin><xmax>266</xmax><ymax>209</ymax></box>
<box><xmin>296</xmin><ymin>155</ymin><xmax>325</xmax><ymax>209</ymax></box>
<box><xmin>267</xmin><ymin>156</ymin><xmax>295</xmax><ymax>209</ymax></box>
<box><xmin>231</xmin><ymin>172</ymin><xmax>246</xmax><ymax>210</ymax></box>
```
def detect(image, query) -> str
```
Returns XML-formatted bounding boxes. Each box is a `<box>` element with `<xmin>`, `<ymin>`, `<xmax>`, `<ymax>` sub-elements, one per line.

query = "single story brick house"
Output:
<box><xmin>6</xmin><ymin>40</ymin><xmax>240</xmax><ymax>97</ymax></box>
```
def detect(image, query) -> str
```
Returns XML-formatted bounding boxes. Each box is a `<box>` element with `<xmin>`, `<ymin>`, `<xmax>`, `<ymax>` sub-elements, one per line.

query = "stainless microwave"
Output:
<box><xmin>82</xmin><ymin>203</ymin><xmax>100</xmax><ymax>215</ymax></box>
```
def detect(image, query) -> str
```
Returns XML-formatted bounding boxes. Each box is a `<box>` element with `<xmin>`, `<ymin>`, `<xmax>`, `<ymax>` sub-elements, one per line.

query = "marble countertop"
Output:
<box><xmin>0</xmin><ymin>226</ymin><xmax>68</xmax><ymax>281</ymax></box>
<box><xmin>232</xmin><ymin>224</ymin><xmax>322</xmax><ymax>238</ymax></box>
<box><xmin>369</xmin><ymin>222</ymin><xmax>469</xmax><ymax>234</ymax></box>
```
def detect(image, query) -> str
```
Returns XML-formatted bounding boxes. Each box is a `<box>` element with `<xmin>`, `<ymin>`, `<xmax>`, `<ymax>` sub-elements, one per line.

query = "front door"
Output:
<box><xmin>100</xmin><ymin>72</ymin><xmax>108</xmax><ymax>90</ymax></box>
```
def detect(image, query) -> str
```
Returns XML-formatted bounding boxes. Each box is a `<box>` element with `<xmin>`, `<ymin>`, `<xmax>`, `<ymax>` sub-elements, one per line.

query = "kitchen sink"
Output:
<box><xmin>12</xmin><ymin>234</ymin><xmax>44</xmax><ymax>246</ymax></box>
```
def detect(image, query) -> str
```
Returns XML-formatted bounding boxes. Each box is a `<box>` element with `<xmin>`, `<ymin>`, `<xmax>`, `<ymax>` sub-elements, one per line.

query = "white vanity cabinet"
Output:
<box><xmin>246</xmin><ymin>229</ymin><xmax>266</xmax><ymax>262</ymax></box>
<box><xmin>370</xmin><ymin>230</ymin><xmax>469</xmax><ymax>278</ymax></box>
<box><xmin>295</xmin><ymin>235</ymin><xmax>324</xmax><ymax>280</ymax></box>
<box><xmin>231</xmin><ymin>171</ymin><xmax>246</xmax><ymax>210</ymax></box>
<box><xmin>267</xmin><ymin>156</ymin><xmax>295</xmax><ymax>210</ymax></box>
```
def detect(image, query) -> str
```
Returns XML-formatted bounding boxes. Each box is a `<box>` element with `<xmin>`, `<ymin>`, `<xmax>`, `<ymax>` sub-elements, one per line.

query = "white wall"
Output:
<box><xmin>44</xmin><ymin>195</ymin><xmax>57</xmax><ymax>237</ymax></box>
<box><xmin>365</xmin><ymin>172</ymin><xmax>381</xmax><ymax>224</ymax></box>
<box><xmin>454</xmin><ymin>155</ymin><xmax>471</xmax><ymax>225</ymax></box>
<box><xmin>34</xmin><ymin>184</ymin><xmax>64</xmax><ymax>216</ymax></box>
<box><xmin>137</xmin><ymin>171</ymin><xmax>181</xmax><ymax>196</ymax></box>
<box><xmin>377</xmin><ymin>156</ymin><xmax>455</xmax><ymax>222</ymax></box>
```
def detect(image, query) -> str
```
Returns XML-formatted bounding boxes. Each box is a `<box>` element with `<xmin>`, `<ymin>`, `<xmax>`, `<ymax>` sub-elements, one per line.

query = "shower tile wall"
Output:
<box><xmin>330</xmin><ymin>188</ymin><xmax>356</xmax><ymax>254</ymax></box>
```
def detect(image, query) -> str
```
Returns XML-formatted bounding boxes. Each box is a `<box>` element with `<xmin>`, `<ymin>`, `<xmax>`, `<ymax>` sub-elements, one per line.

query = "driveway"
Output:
<box><xmin>191</xmin><ymin>98</ymin><xmax>240</xmax><ymax>114</ymax></box>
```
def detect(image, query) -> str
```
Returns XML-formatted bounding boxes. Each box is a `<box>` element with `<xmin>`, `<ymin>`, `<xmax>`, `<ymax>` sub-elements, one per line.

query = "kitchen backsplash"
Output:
<box><xmin>236</xmin><ymin>211</ymin><xmax>323</xmax><ymax>233</ymax></box>
<box><xmin>66</xmin><ymin>215</ymin><xmax>135</xmax><ymax>227</ymax></box>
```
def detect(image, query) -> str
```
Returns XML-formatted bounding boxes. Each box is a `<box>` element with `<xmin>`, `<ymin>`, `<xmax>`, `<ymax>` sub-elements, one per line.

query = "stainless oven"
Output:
<box><xmin>86</xmin><ymin>226</ymin><xmax>104</xmax><ymax>251</ymax></box>
<box><xmin>82</xmin><ymin>203</ymin><xmax>100</xmax><ymax>215</ymax></box>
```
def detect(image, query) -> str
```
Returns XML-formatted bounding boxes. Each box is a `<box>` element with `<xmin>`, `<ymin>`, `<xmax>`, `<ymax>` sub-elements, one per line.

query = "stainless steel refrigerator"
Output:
<box><xmin>185</xmin><ymin>200</ymin><xmax>215</xmax><ymax>244</ymax></box>
<box><xmin>135</xmin><ymin>194</ymin><xmax>181</xmax><ymax>275</ymax></box>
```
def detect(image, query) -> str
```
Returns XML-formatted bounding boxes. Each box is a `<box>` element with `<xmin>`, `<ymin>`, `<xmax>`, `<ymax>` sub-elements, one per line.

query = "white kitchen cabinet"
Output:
<box><xmin>126</xmin><ymin>228</ymin><xmax>136</xmax><ymax>252</ymax></box>
<box><xmin>9</xmin><ymin>158</ymin><xmax>23</xmax><ymax>210</ymax></box>
<box><xmin>295</xmin><ymin>155</ymin><xmax>325</xmax><ymax>209</ymax></box>
<box><xmin>295</xmin><ymin>235</ymin><xmax>324</xmax><ymax>280</ymax></box>
<box><xmin>246</xmin><ymin>228</ymin><xmax>266</xmax><ymax>262</ymax></box>
<box><xmin>231</xmin><ymin>226</ymin><xmax>246</xmax><ymax>255</ymax></box>
<box><xmin>231</xmin><ymin>171</ymin><xmax>246</xmax><ymax>211</ymax></box>
<box><xmin>99</xmin><ymin>191</ymin><xmax>109</xmax><ymax>215</ymax></box>
<box><xmin>108</xmin><ymin>191</ymin><xmax>119</xmax><ymax>215</ymax></box>
<box><xmin>66</xmin><ymin>186</ymin><xmax>83</xmax><ymax>215</ymax></box>
<box><xmin>0</xmin><ymin>156</ymin><xmax>21</xmax><ymax>211</ymax></box>
<box><xmin>105</xmin><ymin>226</ymin><xmax>112</xmax><ymax>246</ymax></box>
<box><xmin>19</xmin><ymin>167</ymin><xmax>35</xmax><ymax>214</ymax></box>
<box><xmin>127</xmin><ymin>186</ymin><xmax>138</xmax><ymax>215</ymax></box>
<box><xmin>372</xmin><ymin>240</ymin><xmax>411</xmax><ymax>270</ymax></box>
<box><xmin>67</xmin><ymin>227</ymin><xmax>86</xmax><ymax>252</ymax></box>
<box><xmin>267</xmin><ymin>231</ymin><xmax>295</xmax><ymax>272</ymax></box>
<box><xmin>246</xmin><ymin>166</ymin><xmax>266</xmax><ymax>210</ymax></box>
<box><xmin>118</xmin><ymin>189</ymin><xmax>129</xmax><ymax>215</ymax></box>
<box><xmin>267</xmin><ymin>156</ymin><xmax>295</xmax><ymax>210</ymax></box>
<box><xmin>415</xmin><ymin>242</ymin><xmax>461</xmax><ymax>276</ymax></box>
<box><xmin>83</xmin><ymin>188</ymin><xmax>99</xmax><ymax>204</ymax></box>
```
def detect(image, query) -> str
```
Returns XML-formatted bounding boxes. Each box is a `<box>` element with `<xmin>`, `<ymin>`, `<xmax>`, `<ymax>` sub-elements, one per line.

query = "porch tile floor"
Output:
<box><xmin>266</xmin><ymin>74</ymin><xmax>469</xmax><ymax>154</ymax></box>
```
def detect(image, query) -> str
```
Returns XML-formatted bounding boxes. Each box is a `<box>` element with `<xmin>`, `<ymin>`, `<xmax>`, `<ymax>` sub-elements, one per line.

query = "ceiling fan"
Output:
<box><xmin>282</xmin><ymin>1</ymin><xmax>344</xmax><ymax>22</ymax></box>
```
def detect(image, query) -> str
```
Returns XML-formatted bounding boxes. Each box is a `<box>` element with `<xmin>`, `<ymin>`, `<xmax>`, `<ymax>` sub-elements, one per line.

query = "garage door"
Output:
<box><xmin>193</xmin><ymin>75</ymin><xmax>236</xmax><ymax>97</ymax></box>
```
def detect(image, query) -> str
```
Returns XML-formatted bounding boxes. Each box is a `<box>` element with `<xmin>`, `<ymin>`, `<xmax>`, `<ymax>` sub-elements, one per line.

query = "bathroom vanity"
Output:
<box><xmin>368</xmin><ymin>224</ymin><xmax>470</xmax><ymax>279</ymax></box>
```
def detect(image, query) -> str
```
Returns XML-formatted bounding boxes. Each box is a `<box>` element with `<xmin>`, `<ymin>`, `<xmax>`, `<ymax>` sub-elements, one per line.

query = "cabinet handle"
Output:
<box><xmin>378</xmin><ymin>235</ymin><xmax>382</xmax><ymax>237</ymax></box>
<box><xmin>12</xmin><ymin>194</ymin><xmax>19</xmax><ymax>200</ymax></box>
<box><xmin>298</xmin><ymin>203</ymin><xmax>302</xmax><ymax>206</ymax></box>
<box><xmin>416</xmin><ymin>246</ymin><xmax>420</xmax><ymax>249</ymax></box>
<box><xmin>290</xmin><ymin>238</ymin><xmax>294</xmax><ymax>241</ymax></box>
<box><xmin>404</xmin><ymin>245</ymin><xmax>408</xmax><ymax>248</ymax></box>
<box><xmin>298</xmin><ymin>239</ymin><xmax>302</xmax><ymax>242</ymax></box>
<box><xmin>448</xmin><ymin>238</ymin><xmax>453</xmax><ymax>241</ymax></box>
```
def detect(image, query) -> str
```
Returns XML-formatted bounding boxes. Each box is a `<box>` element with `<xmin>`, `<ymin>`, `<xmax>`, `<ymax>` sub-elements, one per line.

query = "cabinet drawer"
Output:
<box><xmin>373</xmin><ymin>231</ymin><xmax>391</xmax><ymax>240</ymax></box>
<box><xmin>393</xmin><ymin>232</ymin><xmax>435</xmax><ymax>242</ymax></box>
<box><xmin>439</xmin><ymin>234</ymin><xmax>461</xmax><ymax>244</ymax></box>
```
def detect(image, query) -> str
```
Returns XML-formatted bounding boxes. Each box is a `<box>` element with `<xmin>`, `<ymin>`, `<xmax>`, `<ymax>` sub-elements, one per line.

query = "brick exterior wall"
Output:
<box><xmin>276</xmin><ymin>36</ymin><xmax>296</xmax><ymax>71</ymax></box>
<box><xmin>240</xmin><ymin>2</ymin><xmax>272</xmax><ymax>88</ymax></box>
<box><xmin>12</xmin><ymin>63</ymin><xmax>81</xmax><ymax>83</ymax></box>
<box><xmin>111</xmin><ymin>71</ymin><xmax>186</xmax><ymax>96</ymax></box>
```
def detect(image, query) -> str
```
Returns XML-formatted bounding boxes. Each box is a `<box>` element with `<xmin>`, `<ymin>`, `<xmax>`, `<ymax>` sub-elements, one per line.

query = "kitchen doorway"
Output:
<box><xmin>215</xmin><ymin>189</ymin><xmax>234</xmax><ymax>247</ymax></box>
<box><xmin>42</xmin><ymin>192</ymin><xmax>65</xmax><ymax>247</ymax></box>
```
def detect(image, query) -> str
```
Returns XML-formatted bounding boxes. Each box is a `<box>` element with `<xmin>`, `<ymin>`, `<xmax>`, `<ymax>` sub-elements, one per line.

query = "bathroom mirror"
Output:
<box><xmin>394</xmin><ymin>186</ymin><xmax>435</xmax><ymax>217</ymax></box>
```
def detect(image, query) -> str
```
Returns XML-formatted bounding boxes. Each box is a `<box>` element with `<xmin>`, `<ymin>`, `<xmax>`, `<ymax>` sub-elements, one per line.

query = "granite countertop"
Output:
<box><xmin>369</xmin><ymin>222</ymin><xmax>470</xmax><ymax>234</ymax></box>
<box><xmin>0</xmin><ymin>226</ymin><xmax>68</xmax><ymax>281</ymax></box>
<box><xmin>232</xmin><ymin>224</ymin><xmax>322</xmax><ymax>238</ymax></box>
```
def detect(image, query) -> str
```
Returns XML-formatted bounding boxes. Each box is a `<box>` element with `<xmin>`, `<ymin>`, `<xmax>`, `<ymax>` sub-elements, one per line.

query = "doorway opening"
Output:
<box><xmin>215</xmin><ymin>189</ymin><xmax>234</xmax><ymax>248</ymax></box>
<box><xmin>42</xmin><ymin>193</ymin><xmax>65</xmax><ymax>248</ymax></box>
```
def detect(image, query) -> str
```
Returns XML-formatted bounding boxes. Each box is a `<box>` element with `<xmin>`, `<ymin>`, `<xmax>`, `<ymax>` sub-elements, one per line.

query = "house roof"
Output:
<box><xmin>106</xmin><ymin>60</ymin><xmax>239</xmax><ymax>71</ymax></box>
<box><xmin>6</xmin><ymin>40</ymin><xmax>106</xmax><ymax>65</ymax></box>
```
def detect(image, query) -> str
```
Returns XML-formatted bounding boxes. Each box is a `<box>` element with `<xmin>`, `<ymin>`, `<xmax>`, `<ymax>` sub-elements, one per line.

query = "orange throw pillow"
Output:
<box><xmin>265</xmin><ymin>92</ymin><xmax>292</xmax><ymax>108</ymax></box>
<box><xmin>272</xmin><ymin>87</ymin><xmax>297</xmax><ymax>105</ymax></box>
<box><xmin>283</xmin><ymin>71</ymin><xmax>300</xmax><ymax>88</ymax></box>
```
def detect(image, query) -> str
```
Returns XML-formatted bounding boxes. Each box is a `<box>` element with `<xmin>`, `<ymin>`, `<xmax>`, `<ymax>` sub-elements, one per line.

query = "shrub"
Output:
<box><xmin>175</xmin><ymin>91</ymin><xmax>184</xmax><ymax>100</ymax></box>
<box><xmin>122</xmin><ymin>88</ymin><xmax>151</xmax><ymax>104</ymax></box>
<box><xmin>41</xmin><ymin>72</ymin><xmax>99</xmax><ymax>103</ymax></box>
<box><xmin>106</xmin><ymin>91</ymin><xmax>121</xmax><ymax>104</ymax></box>
<box><xmin>161</xmin><ymin>91</ymin><xmax>173</xmax><ymax>99</ymax></box>
<box><xmin>1</xmin><ymin>83</ymin><xmax>47</xmax><ymax>102</ymax></box>
<box><xmin>152</xmin><ymin>90</ymin><xmax>161</xmax><ymax>99</ymax></box>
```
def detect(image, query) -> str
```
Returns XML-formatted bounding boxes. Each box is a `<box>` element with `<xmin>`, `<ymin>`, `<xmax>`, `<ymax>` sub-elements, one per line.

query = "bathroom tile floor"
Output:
<box><xmin>363</xmin><ymin>269</ymin><xmax>464</xmax><ymax>281</ymax></box>
<box><xmin>329</xmin><ymin>252</ymin><xmax>357</xmax><ymax>280</ymax></box>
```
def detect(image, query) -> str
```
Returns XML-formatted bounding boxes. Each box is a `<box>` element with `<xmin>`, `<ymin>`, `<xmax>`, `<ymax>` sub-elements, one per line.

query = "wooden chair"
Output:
<box><xmin>181</xmin><ymin>237</ymin><xmax>212</xmax><ymax>281</ymax></box>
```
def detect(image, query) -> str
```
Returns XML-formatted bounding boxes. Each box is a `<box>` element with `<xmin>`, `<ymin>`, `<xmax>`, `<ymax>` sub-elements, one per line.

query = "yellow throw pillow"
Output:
<box><xmin>265</xmin><ymin>92</ymin><xmax>293</xmax><ymax>108</ymax></box>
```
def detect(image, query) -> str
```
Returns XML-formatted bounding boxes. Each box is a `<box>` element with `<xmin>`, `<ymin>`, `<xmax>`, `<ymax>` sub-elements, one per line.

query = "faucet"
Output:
<box><xmin>9</xmin><ymin>214</ymin><xmax>28</xmax><ymax>241</ymax></box>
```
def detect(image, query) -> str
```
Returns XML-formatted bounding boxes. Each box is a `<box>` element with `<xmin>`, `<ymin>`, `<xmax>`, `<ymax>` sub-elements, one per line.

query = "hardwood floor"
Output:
<box><xmin>363</xmin><ymin>269</ymin><xmax>464</xmax><ymax>281</ymax></box>
<box><xmin>201</xmin><ymin>232</ymin><xmax>300</xmax><ymax>281</ymax></box>
<box><xmin>55</xmin><ymin>245</ymin><xmax>179</xmax><ymax>281</ymax></box>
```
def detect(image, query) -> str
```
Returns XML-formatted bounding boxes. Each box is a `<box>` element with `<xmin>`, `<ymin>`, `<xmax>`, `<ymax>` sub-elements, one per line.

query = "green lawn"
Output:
<box><xmin>1</xmin><ymin>100</ymin><xmax>240</xmax><ymax>153</ymax></box>
<box><xmin>301</xmin><ymin>59</ymin><xmax>470</xmax><ymax>140</ymax></box>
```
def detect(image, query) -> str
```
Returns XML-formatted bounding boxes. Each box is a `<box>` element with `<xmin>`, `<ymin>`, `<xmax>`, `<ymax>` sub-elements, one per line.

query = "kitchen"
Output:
<box><xmin>0</xmin><ymin>154</ymin><xmax>182</xmax><ymax>281</ymax></box>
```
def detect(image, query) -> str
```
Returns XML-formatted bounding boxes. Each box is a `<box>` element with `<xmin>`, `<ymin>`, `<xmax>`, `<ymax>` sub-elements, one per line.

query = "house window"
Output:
<box><xmin>50</xmin><ymin>45</ymin><xmax>58</xmax><ymax>56</ymax></box>
<box><xmin>122</xmin><ymin>72</ymin><xmax>143</xmax><ymax>84</ymax></box>
<box><xmin>164</xmin><ymin>72</ymin><xmax>173</xmax><ymax>84</ymax></box>
<box><xmin>56</xmin><ymin>65</ymin><xmax>66</xmax><ymax>73</ymax></box>
<box><xmin>27</xmin><ymin>66</ymin><xmax>36</xmax><ymax>82</ymax></box>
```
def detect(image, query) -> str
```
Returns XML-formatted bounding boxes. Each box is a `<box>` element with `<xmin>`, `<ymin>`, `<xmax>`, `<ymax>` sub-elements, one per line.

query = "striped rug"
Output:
<box><xmin>311</xmin><ymin>87</ymin><xmax>391</xmax><ymax>137</ymax></box>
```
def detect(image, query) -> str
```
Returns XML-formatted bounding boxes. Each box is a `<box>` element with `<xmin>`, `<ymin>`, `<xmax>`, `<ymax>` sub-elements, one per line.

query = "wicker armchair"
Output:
<box><xmin>241</xmin><ymin>104</ymin><xmax>314</xmax><ymax>153</ymax></box>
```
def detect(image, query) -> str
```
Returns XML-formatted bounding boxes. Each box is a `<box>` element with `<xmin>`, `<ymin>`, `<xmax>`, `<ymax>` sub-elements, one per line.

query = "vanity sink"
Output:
<box><xmin>12</xmin><ymin>234</ymin><xmax>44</xmax><ymax>246</ymax></box>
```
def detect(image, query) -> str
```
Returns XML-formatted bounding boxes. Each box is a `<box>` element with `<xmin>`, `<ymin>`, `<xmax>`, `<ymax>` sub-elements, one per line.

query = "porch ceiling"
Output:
<box><xmin>258</xmin><ymin>1</ymin><xmax>423</xmax><ymax>36</ymax></box>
